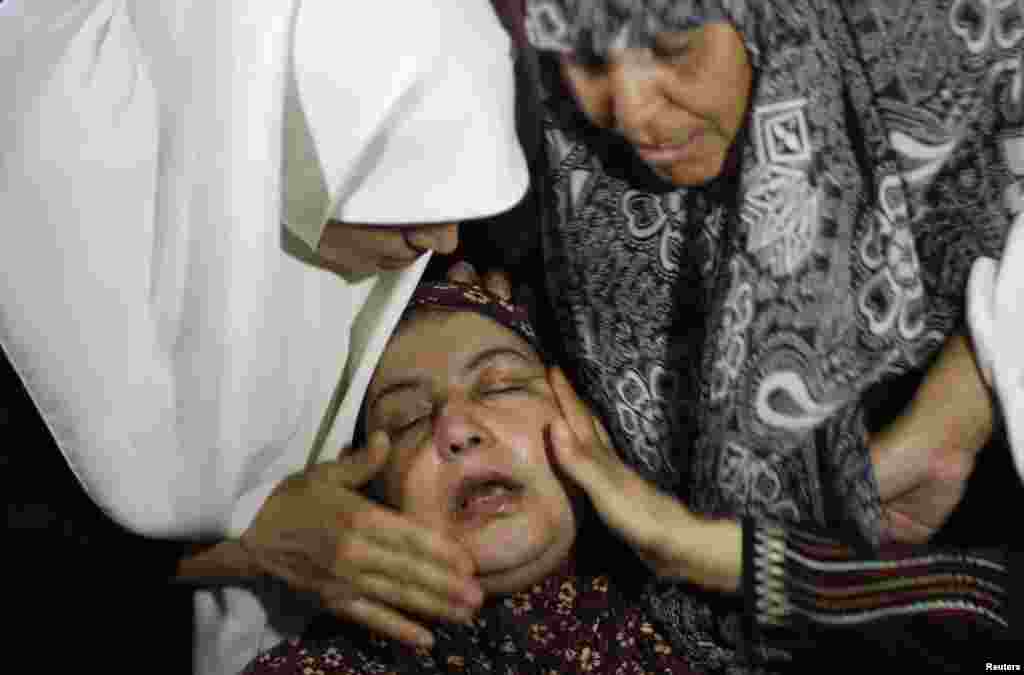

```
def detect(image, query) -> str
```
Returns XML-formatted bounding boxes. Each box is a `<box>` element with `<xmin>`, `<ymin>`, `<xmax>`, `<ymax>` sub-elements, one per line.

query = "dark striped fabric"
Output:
<box><xmin>749</xmin><ymin>521</ymin><xmax>1007</xmax><ymax>630</ymax></box>
<box><xmin>744</xmin><ymin>518</ymin><xmax>1015</xmax><ymax>669</ymax></box>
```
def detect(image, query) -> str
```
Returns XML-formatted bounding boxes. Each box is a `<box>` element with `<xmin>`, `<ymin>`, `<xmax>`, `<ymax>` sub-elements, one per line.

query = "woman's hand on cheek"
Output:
<box><xmin>546</xmin><ymin>367</ymin><xmax>743</xmax><ymax>592</ymax></box>
<box><xmin>545</xmin><ymin>367</ymin><xmax>697</xmax><ymax>580</ymax></box>
<box><xmin>240</xmin><ymin>431</ymin><xmax>484</xmax><ymax>649</ymax></box>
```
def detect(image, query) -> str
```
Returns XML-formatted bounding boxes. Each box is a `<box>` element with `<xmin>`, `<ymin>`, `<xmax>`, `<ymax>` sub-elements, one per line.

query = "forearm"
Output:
<box><xmin>872</xmin><ymin>333</ymin><xmax>993</xmax><ymax>491</ymax></box>
<box><xmin>665</xmin><ymin>515</ymin><xmax>743</xmax><ymax>595</ymax></box>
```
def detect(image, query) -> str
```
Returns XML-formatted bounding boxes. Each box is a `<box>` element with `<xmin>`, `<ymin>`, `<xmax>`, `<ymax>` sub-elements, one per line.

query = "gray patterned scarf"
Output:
<box><xmin>522</xmin><ymin>0</ymin><xmax>1020</xmax><ymax>669</ymax></box>
<box><xmin>525</xmin><ymin>0</ymin><xmax>737</xmax><ymax>54</ymax></box>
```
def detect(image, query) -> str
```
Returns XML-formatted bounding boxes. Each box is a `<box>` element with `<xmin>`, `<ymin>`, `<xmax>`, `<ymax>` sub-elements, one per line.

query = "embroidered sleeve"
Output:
<box><xmin>744</xmin><ymin>518</ymin><xmax>1011</xmax><ymax>652</ymax></box>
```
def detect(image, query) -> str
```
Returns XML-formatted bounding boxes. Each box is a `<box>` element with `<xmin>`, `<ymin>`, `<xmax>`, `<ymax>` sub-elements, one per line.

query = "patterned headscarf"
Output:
<box><xmin>526</xmin><ymin>0</ymin><xmax>735</xmax><ymax>53</ymax></box>
<box><xmin>355</xmin><ymin>279</ymin><xmax>545</xmax><ymax>451</ymax></box>
<box><xmin>517</xmin><ymin>2</ymin><xmax>1019</xmax><ymax>669</ymax></box>
<box><xmin>401</xmin><ymin>280</ymin><xmax>544</xmax><ymax>358</ymax></box>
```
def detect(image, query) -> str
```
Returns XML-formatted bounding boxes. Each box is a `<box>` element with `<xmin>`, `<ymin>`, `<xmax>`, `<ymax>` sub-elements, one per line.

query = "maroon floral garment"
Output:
<box><xmin>244</xmin><ymin>555</ymin><xmax>692</xmax><ymax>675</ymax></box>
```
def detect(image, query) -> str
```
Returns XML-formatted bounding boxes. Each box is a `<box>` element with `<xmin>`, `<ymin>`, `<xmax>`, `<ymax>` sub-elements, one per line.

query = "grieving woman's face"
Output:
<box><xmin>318</xmin><ymin>221</ymin><xmax>460</xmax><ymax>277</ymax></box>
<box><xmin>561</xmin><ymin>22</ymin><xmax>751</xmax><ymax>186</ymax></box>
<box><xmin>365</xmin><ymin>310</ymin><xmax>577</xmax><ymax>594</ymax></box>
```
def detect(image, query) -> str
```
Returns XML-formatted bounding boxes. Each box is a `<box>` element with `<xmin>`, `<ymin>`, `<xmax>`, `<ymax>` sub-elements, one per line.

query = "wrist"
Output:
<box><xmin>693</xmin><ymin>517</ymin><xmax>743</xmax><ymax>594</ymax></box>
<box><xmin>175</xmin><ymin>540</ymin><xmax>263</xmax><ymax>584</ymax></box>
<box><xmin>662</xmin><ymin>511</ymin><xmax>743</xmax><ymax>594</ymax></box>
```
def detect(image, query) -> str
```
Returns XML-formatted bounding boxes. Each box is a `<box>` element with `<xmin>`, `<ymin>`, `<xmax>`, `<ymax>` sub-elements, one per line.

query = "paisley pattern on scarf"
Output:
<box><xmin>530</xmin><ymin>0</ymin><xmax>1020</xmax><ymax>671</ymax></box>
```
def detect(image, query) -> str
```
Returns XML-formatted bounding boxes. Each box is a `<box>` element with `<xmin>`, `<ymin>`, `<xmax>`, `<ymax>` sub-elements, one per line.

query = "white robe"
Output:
<box><xmin>970</xmin><ymin>219</ymin><xmax>1024</xmax><ymax>489</ymax></box>
<box><xmin>0</xmin><ymin>1</ymin><xmax>525</xmax><ymax>672</ymax></box>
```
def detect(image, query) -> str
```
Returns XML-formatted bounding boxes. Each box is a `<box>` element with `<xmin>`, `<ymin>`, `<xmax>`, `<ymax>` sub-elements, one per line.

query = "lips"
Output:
<box><xmin>451</xmin><ymin>472</ymin><xmax>525</xmax><ymax>523</ymax></box>
<box><xmin>634</xmin><ymin>130</ymin><xmax>704</xmax><ymax>165</ymax></box>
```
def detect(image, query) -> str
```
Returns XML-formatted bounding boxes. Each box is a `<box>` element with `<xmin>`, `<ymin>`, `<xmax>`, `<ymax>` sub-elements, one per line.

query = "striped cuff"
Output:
<box><xmin>745</xmin><ymin>519</ymin><xmax>1010</xmax><ymax>647</ymax></box>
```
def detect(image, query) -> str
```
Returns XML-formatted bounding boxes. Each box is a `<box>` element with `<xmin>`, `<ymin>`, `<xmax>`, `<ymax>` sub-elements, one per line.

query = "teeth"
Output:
<box><xmin>457</xmin><ymin>480</ymin><xmax>516</xmax><ymax>512</ymax></box>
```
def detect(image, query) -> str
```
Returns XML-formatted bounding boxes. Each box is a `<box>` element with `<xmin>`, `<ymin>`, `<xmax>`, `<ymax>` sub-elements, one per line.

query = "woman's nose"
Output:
<box><xmin>607</xmin><ymin>58</ymin><xmax>665</xmax><ymax>146</ymax></box>
<box><xmin>433</xmin><ymin>403</ymin><xmax>489</xmax><ymax>461</ymax></box>
<box><xmin>404</xmin><ymin>223</ymin><xmax>460</xmax><ymax>255</ymax></box>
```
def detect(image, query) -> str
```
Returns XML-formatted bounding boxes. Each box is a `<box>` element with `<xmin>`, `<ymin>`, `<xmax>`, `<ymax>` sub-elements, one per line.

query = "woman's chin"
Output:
<box><xmin>659</xmin><ymin>142</ymin><xmax>732</xmax><ymax>186</ymax></box>
<box><xmin>461</xmin><ymin>514</ymin><xmax>575</xmax><ymax>594</ymax></box>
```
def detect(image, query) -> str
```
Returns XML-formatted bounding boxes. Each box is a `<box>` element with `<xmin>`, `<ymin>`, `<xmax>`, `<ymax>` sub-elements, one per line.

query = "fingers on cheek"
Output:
<box><xmin>593</xmin><ymin>417</ymin><xmax>613</xmax><ymax>447</ymax></box>
<box><xmin>333</xmin><ymin>532</ymin><xmax>379</xmax><ymax>578</ymax></box>
<box><xmin>413</xmin><ymin>532</ymin><xmax>476</xmax><ymax>578</ymax></box>
<box><xmin>549</xmin><ymin>370</ymin><xmax>580</xmax><ymax>420</ymax></box>
<box><xmin>548</xmin><ymin>420</ymin><xmax>589</xmax><ymax>478</ymax></box>
<box><xmin>547</xmin><ymin>419</ymin><xmax>572</xmax><ymax>453</ymax></box>
<box><xmin>551</xmin><ymin>370</ymin><xmax>593</xmax><ymax>435</ymax></box>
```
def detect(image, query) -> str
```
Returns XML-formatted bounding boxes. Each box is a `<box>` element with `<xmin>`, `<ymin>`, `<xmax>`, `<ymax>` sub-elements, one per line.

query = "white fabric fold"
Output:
<box><xmin>1</xmin><ymin>1</ymin><xmax>526</xmax><ymax>672</ymax></box>
<box><xmin>968</xmin><ymin>218</ymin><xmax>1024</xmax><ymax>488</ymax></box>
<box><xmin>285</xmin><ymin>0</ymin><xmax>528</xmax><ymax>249</ymax></box>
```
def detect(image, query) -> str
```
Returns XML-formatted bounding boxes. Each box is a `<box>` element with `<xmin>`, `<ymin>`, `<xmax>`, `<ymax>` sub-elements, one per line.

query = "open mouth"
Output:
<box><xmin>452</xmin><ymin>473</ymin><xmax>525</xmax><ymax>521</ymax></box>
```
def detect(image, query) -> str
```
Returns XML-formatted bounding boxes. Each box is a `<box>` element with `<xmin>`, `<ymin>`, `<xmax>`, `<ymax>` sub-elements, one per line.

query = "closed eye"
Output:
<box><xmin>391</xmin><ymin>415</ymin><xmax>429</xmax><ymax>436</ymax></box>
<box><xmin>482</xmin><ymin>385</ymin><xmax>526</xmax><ymax>397</ymax></box>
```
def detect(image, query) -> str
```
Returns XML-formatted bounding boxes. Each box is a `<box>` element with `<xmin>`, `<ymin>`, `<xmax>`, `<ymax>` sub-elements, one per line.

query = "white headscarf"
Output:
<box><xmin>1</xmin><ymin>2</ymin><xmax>526</xmax><ymax>670</ymax></box>
<box><xmin>2</xmin><ymin>0</ymin><xmax>525</xmax><ymax>534</ymax></box>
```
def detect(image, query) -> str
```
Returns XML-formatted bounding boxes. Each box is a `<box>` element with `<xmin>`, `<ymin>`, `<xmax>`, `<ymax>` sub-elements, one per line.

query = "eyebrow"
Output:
<box><xmin>465</xmin><ymin>346</ymin><xmax>538</xmax><ymax>373</ymax></box>
<box><xmin>368</xmin><ymin>346</ymin><xmax>540</xmax><ymax>420</ymax></box>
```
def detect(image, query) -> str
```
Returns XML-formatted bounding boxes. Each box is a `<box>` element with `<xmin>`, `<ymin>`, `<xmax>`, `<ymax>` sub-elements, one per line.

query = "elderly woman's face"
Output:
<box><xmin>365</xmin><ymin>311</ymin><xmax>577</xmax><ymax>594</ymax></box>
<box><xmin>562</xmin><ymin>22</ymin><xmax>751</xmax><ymax>186</ymax></box>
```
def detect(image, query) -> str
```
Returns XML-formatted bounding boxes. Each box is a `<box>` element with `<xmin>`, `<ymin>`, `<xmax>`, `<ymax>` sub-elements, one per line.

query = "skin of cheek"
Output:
<box><xmin>658</xmin><ymin>26</ymin><xmax>752</xmax><ymax>185</ymax></box>
<box><xmin>379</xmin><ymin>398</ymin><xmax>580</xmax><ymax>594</ymax></box>
<box><xmin>467</xmin><ymin>401</ymin><xmax>579</xmax><ymax>593</ymax></box>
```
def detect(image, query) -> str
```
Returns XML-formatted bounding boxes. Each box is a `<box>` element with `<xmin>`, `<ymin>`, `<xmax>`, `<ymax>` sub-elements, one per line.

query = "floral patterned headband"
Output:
<box><xmin>524</xmin><ymin>0</ymin><xmax>738</xmax><ymax>57</ymax></box>
<box><xmin>403</xmin><ymin>280</ymin><xmax>544</xmax><ymax>359</ymax></box>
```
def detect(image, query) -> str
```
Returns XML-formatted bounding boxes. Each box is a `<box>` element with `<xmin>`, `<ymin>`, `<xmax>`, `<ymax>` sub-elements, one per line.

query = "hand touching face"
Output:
<box><xmin>365</xmin><ymin>310</ymin><xmax>578</xmax><ymax>594</ymax></box>
<box><xmin>561</xmin><ymin>23</ymin><xmax>752</xmax><ymax>186</ymax></box>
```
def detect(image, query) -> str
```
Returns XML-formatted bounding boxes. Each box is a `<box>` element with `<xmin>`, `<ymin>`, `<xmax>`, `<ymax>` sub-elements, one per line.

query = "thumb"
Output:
<box><xmin>334</xmin><ymin>430</ymin><xmax>392</xmax><ymax>488</ymax></box>
<box><xmin>547</xmin><ymin>418</ymin><xmax>603</xmax><ymax>494</ymax></box>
